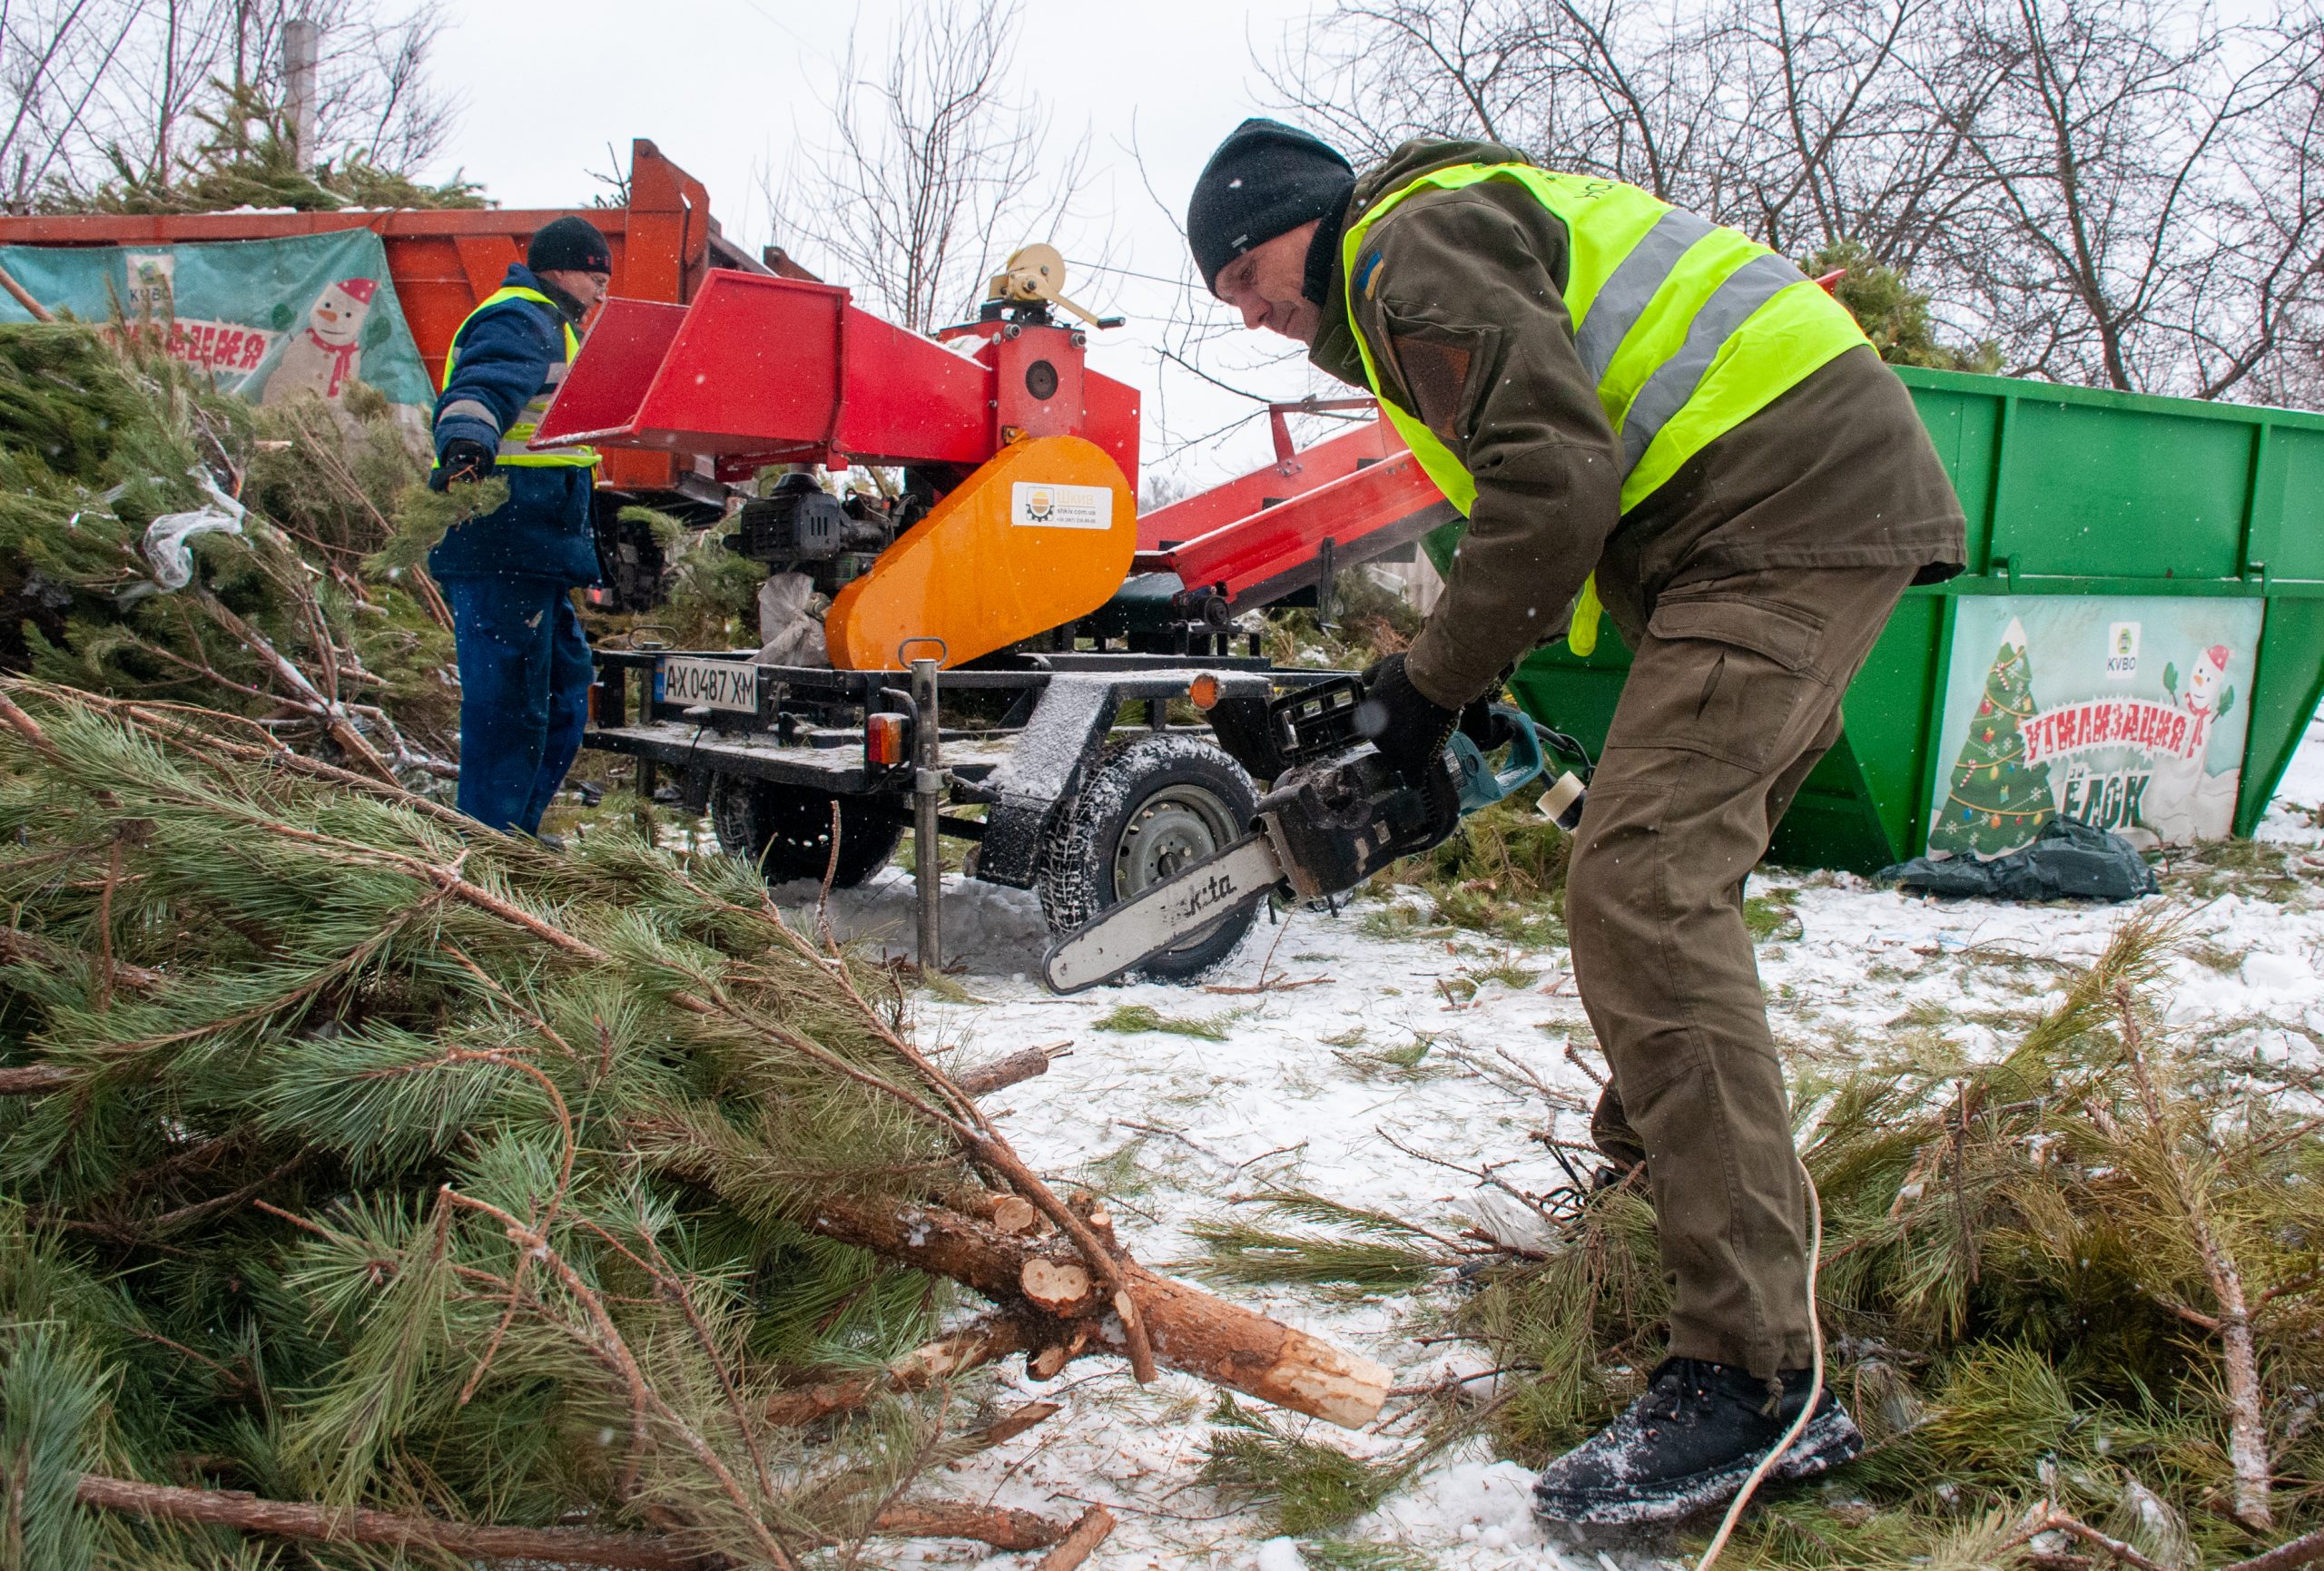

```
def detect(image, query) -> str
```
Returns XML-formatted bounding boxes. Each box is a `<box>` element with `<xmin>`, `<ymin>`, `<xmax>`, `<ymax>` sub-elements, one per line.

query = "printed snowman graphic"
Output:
<box><xmin>2142</xmin><ymin>643</ymin><xmax>2239</xmax><ymax>842</ymax></box>
<box><xmin>261</xmin><ymin>277</ymin><xmax>378</xmax><ymax>404</ymax></box>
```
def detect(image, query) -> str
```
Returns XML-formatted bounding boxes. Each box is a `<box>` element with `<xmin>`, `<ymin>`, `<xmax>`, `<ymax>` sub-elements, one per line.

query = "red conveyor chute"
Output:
<box><xmin>1137</xmin><ymin>409</ymin><xmax>1453</xmax><ymax>609</ymax></box>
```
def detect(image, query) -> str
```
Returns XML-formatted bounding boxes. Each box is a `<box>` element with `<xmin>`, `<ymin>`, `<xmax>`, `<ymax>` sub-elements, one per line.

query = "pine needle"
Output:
<box><xmin>1092</xmin><ymin>1004</ymin><xmax>1230</xmax><ymax>1040</ymax></box>
<box><xmin>1200</xmin><ymin>1393</ymin><xmax>1411</xmax><ymax>1537</ymax></box>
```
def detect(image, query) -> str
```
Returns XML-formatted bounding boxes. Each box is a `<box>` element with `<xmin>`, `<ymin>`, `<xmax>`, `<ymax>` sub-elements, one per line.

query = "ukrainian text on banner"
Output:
<box><xmin>0</xmin><ymin>229</ymin><xmax>433</xmax><ymax>411</ymax></box>
<box><xmin>1925</xmin><ymin>594</ymin><xmax>2261</xmax><ymax>859</ymax></box>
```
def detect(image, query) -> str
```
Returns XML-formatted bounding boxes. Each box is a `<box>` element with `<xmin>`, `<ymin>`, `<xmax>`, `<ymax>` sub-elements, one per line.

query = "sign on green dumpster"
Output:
<box><xmin>1504</xmin><ymin>365</ymin><xmax>2324</xmax><ymax>870</ymax></box>
<box><xmin>1926</xmin><ymin>595</ymin><xmax>2261</xmax><ymax>859</ymax></box>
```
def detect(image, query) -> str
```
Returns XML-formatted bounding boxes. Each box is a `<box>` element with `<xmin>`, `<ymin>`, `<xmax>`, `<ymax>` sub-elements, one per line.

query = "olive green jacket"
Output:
<box><xmin>1308</xmin><ymin>138</ymin><xmax>1966</xmax><ymax>708</ymax></box>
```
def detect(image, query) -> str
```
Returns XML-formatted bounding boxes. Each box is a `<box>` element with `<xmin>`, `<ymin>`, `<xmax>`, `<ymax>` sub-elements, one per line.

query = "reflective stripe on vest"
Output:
<box><xmin>1339</xmin><ymin>164</ymin><xmax>1868</xmax><ymax>653</ymax></box>
<box><xmin>441</xmin><ymin>286</ymin><xmax>598</xmax><ymax>467</ymax></box>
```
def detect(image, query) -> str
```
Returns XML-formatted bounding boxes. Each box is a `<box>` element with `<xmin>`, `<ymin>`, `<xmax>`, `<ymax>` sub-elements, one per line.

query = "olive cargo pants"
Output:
<box><xmin>1567</xmin><ymin>564</ymin><xmax>1916</xmax><ymax>1379</ymax></box>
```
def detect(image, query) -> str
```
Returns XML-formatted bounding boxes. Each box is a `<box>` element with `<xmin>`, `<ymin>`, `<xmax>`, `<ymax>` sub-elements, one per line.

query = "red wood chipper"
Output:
<box><xmin>538</xmin><ymin>250</ymin><xmax>1457</xmax><ymax>977</ymax></box>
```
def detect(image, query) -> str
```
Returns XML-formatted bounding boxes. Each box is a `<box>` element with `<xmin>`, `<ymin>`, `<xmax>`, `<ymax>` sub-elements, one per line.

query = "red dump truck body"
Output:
<box><xmin>0</xmin><ymin>139</ymin><xmax>755</xmax><ymax>499</ymax></box>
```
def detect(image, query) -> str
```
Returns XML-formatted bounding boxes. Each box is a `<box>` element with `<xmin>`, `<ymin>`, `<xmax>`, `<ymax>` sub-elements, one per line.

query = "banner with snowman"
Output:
<box><xmin>0</xmin><ymin>230</ymin><xmax>434</xmax><ymax>412</ymax></box>
<box><xmin>1925</xmin><ymin>594</ymin><xmax>2262</xmax><ymax>859</ymax></box>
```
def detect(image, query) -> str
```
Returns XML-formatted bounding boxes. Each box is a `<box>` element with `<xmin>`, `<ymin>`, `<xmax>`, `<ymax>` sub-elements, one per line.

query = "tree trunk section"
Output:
<box><xmin>763</xmin><ymin>1312</ymin><xmax>1044</xmax><ymax>1427</ymax></box>
<box><xmin>868</xmin><ymin>1500</ymin><xmax>1064</xmax><ymax>1550</ymax></box>
<box><xmin>1034</xmin><ymin>1505</ymin><xmax>1116</xmax><ymax>1570</ymax></box>
<box><xmin>78</xmin><ymin>1473</ymin><xmax>1075</xmax><ymax>1560</ymax></box>
<box><xmin>74</xmin><ymin>1475</ymin><xmax>709</xmax><ymax>1569</ymax></box>
<box><xmin>952</xmin><ymin>1043</ymin><xmax>1065</xmax><ymax>1099</ymax></box>
<box><xmin>805</xmin><ymin>1196</ymin><xmax>1390</xmax><ymax>1428</ymax></box>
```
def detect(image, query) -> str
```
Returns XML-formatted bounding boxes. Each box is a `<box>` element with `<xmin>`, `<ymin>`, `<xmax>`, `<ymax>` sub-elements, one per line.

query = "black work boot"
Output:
<box><xmin>1533</xmin><ymin>1358</ymin><xmax>1861</xmax><ymax>1526</ymax></box>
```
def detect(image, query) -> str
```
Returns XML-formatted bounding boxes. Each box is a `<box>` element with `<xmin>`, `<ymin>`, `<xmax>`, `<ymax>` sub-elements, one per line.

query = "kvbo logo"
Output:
<box><xmin>2106</xmin><ymin>621</ymin><xmax>2141</xmax><ymax>680</ymax></box>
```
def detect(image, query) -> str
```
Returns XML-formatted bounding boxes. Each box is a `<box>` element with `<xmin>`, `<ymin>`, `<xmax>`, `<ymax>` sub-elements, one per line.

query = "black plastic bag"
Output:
<box><xmin>1877</xmin><ymin>816</ymin><xmax>2159</xmax><ymax>902</ymax></box>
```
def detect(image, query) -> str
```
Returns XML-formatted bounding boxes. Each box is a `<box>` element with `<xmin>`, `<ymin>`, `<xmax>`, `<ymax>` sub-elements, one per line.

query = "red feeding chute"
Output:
<box><xmin>532</xmin><ymin>270</ymin><xmax>1139</xmax><ymax>483</ymax></box>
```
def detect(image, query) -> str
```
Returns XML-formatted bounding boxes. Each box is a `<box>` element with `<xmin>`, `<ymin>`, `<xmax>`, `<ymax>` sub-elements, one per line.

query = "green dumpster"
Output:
<box><xmin>1492</xmin><ymin>367</ymin><xmax>2324</xmax><ymax>871</ymax></box>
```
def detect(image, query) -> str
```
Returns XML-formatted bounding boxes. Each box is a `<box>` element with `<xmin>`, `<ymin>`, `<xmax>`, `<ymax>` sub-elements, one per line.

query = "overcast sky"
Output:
<box><xmin>415</xmin><ymin>0</ymin><xmax>1339</xmax><ymax>491</ymax></box>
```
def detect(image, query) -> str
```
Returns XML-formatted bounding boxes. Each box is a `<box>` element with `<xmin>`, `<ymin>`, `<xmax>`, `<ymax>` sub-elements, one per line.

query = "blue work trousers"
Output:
<box><xmin>444</xmin><ymin>575</ymin><xmax>593</xmax><ymax>835</ymax></box>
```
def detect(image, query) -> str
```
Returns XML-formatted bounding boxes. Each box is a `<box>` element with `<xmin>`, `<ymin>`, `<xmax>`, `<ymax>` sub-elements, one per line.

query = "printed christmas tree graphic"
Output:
<box><xmin>1930</xmin><ymin>617</ymin><xmax>2054</xmax><ymax>858</ymax></box>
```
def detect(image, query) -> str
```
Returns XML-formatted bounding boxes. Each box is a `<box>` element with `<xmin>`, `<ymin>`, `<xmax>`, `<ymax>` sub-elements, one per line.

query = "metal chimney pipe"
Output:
<box><xmin>283</xmin><ymin>20</ymin><xmax>320</xmax><ymax>170</ymax></box>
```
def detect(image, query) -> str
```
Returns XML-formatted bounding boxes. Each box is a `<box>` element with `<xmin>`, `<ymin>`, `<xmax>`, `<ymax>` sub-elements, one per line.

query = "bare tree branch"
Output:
<box><xmin>1256</xmin><ymin>0</ymin><xmax>2324</xmax><ymax>408</ymax></box>
<box><xmin>2</xmin><ymin>0</ymin><xmax>458</xmax><ymax>211</ymax></box>
<box><xmin>768</xmin><ymin>0</ymin><xmax>1098</xmax><ymax>334</ymax></box>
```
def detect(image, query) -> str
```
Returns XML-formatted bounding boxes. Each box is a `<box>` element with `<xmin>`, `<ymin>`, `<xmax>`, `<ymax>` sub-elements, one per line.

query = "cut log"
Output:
<box><xmin>1122</xmin><ymin>1259</ymin><xmax>1392</xmax><ymax>1428</ymax></box>
<box><xmin>952</xmin><ymin>1188</ymin><xmax>1045</xmax><ymax>1235</ymax></box>
<box><xmin>870</xmin><ymin>1500</ymin><xmax>1065</xmax><ymax>1550</ymax></box>
<box><xmin>79</xmin><ymin>1471</ymin><xmax>1078</xmax><ymax>1561</ymax></box>
<box><xmin>1020</xmin><ymin>1257</ymin><xmax>1096</xmax><ymax>1314</ymax></box>
<box><xmin>1028</xmin><ymin>1324</ymin><xmax>1092</xmax><ymax>1380</ymax></box>
<box><xmin>1034</xmin><ymin>1505</ymin><xmax>1116</xmax><ymax>1570</ymax></box>
<box><xmin>805</xmin><ymin>1195</ymin><xmax>1391</xmax><ymax>1428</ymax></box>
<box><xmin>970</xmin><ymin>1399</ymin><xmax>1060</xmax><ymax>1449</ymax></box>
<box><xmin>763</xmin><ymin>1312</ymin><xmax>1044</xmax><ymax>1427</ymax></box>
<box><xmin>951</xmin><ymin>1041</ymin><xmax>1069</xmax><ymax>1099</ymax></box>
<box><xmin>74</xmin><ymin>1474</ymin><xmax>709</xmax><ymax>1569</ymax></box>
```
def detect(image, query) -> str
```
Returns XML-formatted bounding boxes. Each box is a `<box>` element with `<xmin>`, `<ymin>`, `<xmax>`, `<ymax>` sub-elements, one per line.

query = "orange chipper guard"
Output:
<box><xmin>823</xmin><ymin>436</ymin><xmax>1137</xmax><ymax>671</ymax></box>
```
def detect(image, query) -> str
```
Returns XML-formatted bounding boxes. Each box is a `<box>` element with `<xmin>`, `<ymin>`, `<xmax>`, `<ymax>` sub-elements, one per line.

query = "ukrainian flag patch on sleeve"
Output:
<box><xmin>1356</xmin><ymin>250</ymin><xmax>1385</xmax><ymax>299</ymax></box>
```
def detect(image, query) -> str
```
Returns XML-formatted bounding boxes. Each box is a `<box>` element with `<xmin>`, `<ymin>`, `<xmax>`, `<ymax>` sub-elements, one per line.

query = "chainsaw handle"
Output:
<box><xmin>1450</xmin><ymin>704</ymin><xmax>1547</xmax><ymax>814</ymax></box>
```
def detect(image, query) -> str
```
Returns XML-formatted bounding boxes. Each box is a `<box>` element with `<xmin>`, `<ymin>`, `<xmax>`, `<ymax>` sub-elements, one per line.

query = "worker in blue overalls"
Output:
<box><xmin>429</xmin><ymin>215</ymin><xmax>612</xmax><ymax>835</ymax></box>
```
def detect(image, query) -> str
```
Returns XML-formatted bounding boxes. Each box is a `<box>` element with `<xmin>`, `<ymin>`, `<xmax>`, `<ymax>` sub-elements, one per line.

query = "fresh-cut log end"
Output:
<box><xmin>803</xmin><ymin>1194</ymin><xmax>1390</xmax><ymax>1427</ymax></box>
<box><xmin>1125</xmin><ymin>1265</ymin><xmax>1392</xmax><ymax>1429</ymax></box>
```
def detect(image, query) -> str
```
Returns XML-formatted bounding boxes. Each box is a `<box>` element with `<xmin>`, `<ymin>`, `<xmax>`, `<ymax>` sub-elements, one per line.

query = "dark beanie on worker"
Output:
<box><xmin>1187</xmin><ymin>118</ymin><xmax>1355</xmax><ymax>295</ymax></box>
<box><xmin>527</xmin><ymin>215</ymin><xmax>613</xmax><ymax>275</ymax></box>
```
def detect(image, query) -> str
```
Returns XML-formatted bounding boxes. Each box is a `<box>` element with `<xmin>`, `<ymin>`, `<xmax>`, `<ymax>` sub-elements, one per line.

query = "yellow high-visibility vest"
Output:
<box><xmin>1341</xmin><ymin>164</ymin><xmax>1867</xmax><ymax>654</ymax></box>
<box><xmin>438</xmin><ymin>285</ymin><xmax>598</xmax><ymax>468</ymax></box>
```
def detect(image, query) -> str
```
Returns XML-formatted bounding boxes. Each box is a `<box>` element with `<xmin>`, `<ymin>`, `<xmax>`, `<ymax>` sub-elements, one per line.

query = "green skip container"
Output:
<box><xmin>1496</xmin><ymin>367</ymin><xmax>2324</xmax><ymax>872</ymax></box>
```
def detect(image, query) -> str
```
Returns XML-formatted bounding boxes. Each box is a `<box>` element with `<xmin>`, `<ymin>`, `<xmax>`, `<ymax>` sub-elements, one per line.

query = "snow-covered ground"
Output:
<box><xmin>776</xmin><ymin>706</ymin><xmax>2324</xmax><ymax>1568</ymax></box>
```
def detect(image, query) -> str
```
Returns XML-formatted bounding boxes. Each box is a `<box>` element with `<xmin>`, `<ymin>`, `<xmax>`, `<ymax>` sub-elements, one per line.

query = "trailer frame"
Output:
<box><xmin>585</xmin><ymin>644</ymin><xmax>1352</xmax><ymax>973</ymax></box>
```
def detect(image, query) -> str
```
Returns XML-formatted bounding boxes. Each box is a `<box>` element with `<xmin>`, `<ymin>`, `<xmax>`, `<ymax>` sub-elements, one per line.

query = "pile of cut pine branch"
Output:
<box><xmin>0</xmin><ymin>682</ymin><xmax>1386</xmax><ymax>1568</ymax></box>
<box><xmin>0</xmin><ymin>322</ymin><xmax>458</xmax><ymax>783</ymax></box>
<box><xmin>1199</xmin><ymin>918</ymin><xmax>2324</xmax><ymax>1570</ymax></box>
<box><xmin>54</xmin><ymin>86</ymin><xmax>486</xmax><ymax>216</ymax></box>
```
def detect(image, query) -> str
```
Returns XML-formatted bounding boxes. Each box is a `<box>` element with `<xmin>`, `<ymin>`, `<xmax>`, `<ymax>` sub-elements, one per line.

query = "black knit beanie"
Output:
<box><xmin>1187</xmin><ymin>118</ymin><xmax>1355</xmax><ymax>295</ymax></box>
<box><xmin>527</xmin><ymin>215</ymin><xmax>613</xmax><ymax>275</ymax></box>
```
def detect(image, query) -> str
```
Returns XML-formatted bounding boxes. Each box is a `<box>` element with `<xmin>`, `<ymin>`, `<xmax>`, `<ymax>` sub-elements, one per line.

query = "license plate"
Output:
<box><xmin>659</xmin><ymin>656</ymin><xmax>758</xmax><ymax>713</ymax></box>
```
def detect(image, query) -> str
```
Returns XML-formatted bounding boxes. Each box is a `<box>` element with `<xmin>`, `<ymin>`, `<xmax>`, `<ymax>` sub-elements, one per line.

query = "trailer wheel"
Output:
<box><xmin>710</xmin><ymin>775</ymin><xmax>904</xmax><ymax>888</ymax></box>
<box><xmin>1039</xmin><ymin>734</ymin><xmax>1259</xmax><ymax>983</ymax></box>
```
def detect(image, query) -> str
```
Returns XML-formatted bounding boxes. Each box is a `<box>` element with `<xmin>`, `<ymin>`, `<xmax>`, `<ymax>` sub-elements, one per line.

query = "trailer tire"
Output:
<box><xmin>711</xmin><ymin>775</ymin><xmax>904</xmax><ymax>888</ymax></box>
<box><xmin>1038</xmin><ymin>734</ymin><xmax>1259</xmax><ymax>984</ymax></box>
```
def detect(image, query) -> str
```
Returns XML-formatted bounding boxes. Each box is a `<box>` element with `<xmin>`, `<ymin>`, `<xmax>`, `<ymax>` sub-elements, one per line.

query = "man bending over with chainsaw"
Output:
<box><xmin>1185</xmin><ymin>120</ymin><xmax>1965</xmax><ymax>1525</ymax></box>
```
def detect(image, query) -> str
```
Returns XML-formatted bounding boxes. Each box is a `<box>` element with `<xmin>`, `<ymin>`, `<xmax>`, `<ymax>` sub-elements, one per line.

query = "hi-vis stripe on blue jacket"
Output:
<box><xmin>430</xmin><ymin>263</ymin><xmax>596</xmax><ymax>467</ymax></box>
<box><xmin>426</xmin><ymin>263</ymin><xmax>601</xmax><ymax>585</ymax></box>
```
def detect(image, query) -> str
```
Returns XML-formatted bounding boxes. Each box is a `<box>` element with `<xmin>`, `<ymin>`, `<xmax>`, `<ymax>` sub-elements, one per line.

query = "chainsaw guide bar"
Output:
<box><xmin>1041</xmin><ymin>834</ymin><xmax>1285</xmax><ymax>994</ymax></box>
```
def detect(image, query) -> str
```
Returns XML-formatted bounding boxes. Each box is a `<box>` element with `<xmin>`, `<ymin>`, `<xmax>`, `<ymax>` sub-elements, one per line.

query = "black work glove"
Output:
<box><xmin>1356</xmin><ymin>653</ymin><xmax>1460</xmax><ymax>788</ymax></box>
<box><xmin>1459</xmin><ymin>696</ymin><xmax>1517</xmax><ymax>752</ymax></box>
<box><xmin>429</xmin><ymin>437</ymin><xmax>496</xmax><ymax>492</ymax></box>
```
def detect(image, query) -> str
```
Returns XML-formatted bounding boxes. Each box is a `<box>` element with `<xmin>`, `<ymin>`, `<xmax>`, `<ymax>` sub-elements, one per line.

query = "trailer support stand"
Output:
<box><xmin>911</xmin><ymin>656</ymin><xmax>943</xmax><ymax>974</ymax></box>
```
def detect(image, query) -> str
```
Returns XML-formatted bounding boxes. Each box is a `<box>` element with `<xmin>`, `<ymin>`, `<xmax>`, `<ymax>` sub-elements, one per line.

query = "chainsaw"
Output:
<box><xmin>1040</xmin><ymin>675</ymin><xmax>1590</xmax><ymax>994</ymax></box>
